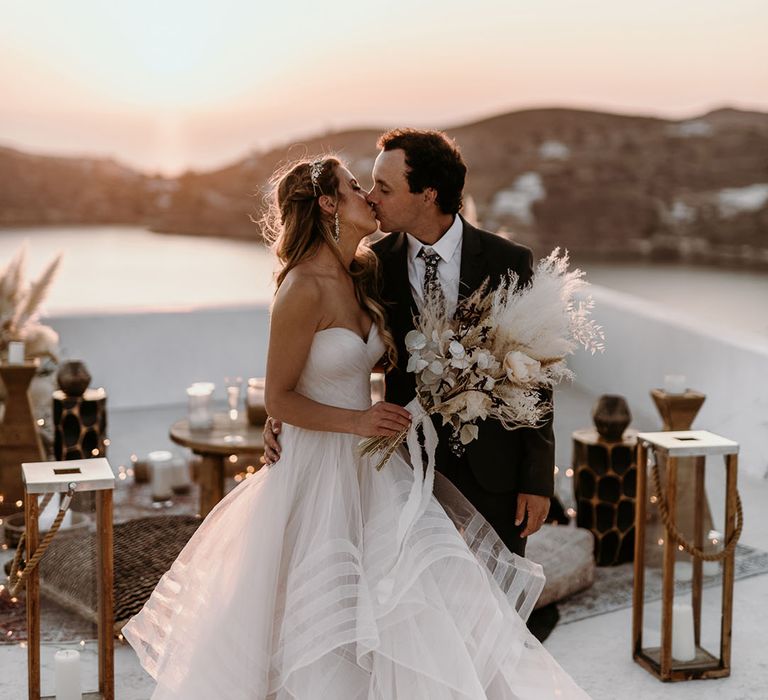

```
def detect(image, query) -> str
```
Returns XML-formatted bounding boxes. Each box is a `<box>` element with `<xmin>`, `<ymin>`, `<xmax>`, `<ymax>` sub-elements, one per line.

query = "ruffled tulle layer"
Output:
<box><xmin>124</xmin><ymin>425</ymin><xmax>589</xmax><ymax>699</ymax></box>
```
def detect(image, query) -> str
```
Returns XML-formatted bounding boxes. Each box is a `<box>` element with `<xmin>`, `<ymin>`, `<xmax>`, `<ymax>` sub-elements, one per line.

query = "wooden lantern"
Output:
<box><xmin>633</xmin><ymin>431</ymin><xmax>741</xmax><ymax>682</ymax></box>
<box><xmin>21</xmin><ymin>458</ymin><xmax>115</xmax><ymax>700</ymax></box>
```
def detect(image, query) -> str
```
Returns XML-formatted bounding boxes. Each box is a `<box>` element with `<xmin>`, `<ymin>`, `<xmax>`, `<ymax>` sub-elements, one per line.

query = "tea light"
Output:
<box><xmin>54</xmin><ymin>649</ymin><xmax>81</xmax><ymax>699</ymax></box>
<box><xmin>7</xmin><ymin>341</ymin><xmax>25</xmax><ymax>364</ymax></box>
<box><xmin>663</xmin><ymin>374</ymin><xmax>687</xmax><ymax>394</ymax></box>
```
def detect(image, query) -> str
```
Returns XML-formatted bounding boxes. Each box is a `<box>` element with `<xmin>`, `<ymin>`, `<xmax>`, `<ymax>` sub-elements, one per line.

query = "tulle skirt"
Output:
<box><xmin>123</xmin><ymin>424</ymin><xmax>589</xmax><ymax>699</ymax></box>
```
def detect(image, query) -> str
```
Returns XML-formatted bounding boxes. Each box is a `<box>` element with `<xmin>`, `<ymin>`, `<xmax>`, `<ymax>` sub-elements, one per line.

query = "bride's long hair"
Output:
<box><xmin>262</xmin><ymin>156</ymin><xmax>397</xmax><ymax>369</ymax></box>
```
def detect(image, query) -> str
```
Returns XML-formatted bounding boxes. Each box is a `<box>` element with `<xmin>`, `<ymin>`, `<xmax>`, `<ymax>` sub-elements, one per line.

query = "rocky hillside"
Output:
<box><xmin>1</xmin><ymin>107</ymin><xmax>767</xmax><ymax>268</ymax></box>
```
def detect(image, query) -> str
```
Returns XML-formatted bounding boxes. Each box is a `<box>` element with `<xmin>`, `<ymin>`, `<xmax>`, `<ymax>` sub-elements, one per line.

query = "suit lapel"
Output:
<box><xmin>381</xmin><ymin>232</ymin><xmax>418</xmax><ymax>333</ymax></box>
<box><xmin>458</xmin><ymin>215</ymin><xmax>487</xmax><ymax>302</ymax></box>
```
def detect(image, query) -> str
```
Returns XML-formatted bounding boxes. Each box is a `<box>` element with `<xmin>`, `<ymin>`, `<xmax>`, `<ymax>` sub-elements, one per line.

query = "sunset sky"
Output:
<box><xmin>1</xmin><ymin>0</ymin><xmax>766</xmax><ymax>175</ymax></box>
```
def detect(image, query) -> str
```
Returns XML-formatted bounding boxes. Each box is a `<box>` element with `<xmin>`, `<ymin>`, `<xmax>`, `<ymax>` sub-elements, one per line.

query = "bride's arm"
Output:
<box><xmin>265</xmin><ymin>275</ymin><xmax>411</xmax><ymax>437</ymax></box>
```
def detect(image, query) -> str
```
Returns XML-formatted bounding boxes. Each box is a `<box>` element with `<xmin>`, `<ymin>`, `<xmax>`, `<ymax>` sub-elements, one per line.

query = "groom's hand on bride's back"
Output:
<box><xmin>263</xmin><ymin>417</ymin><xmax>282</xmax><ymax>465</ymax></box>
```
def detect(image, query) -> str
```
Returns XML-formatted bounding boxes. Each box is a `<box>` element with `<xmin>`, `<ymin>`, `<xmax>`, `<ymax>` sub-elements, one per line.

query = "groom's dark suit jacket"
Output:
<box><xmin>371</xmin><ymin>216</ymin><xmax>555</xmax><ymax>505</ymax></box>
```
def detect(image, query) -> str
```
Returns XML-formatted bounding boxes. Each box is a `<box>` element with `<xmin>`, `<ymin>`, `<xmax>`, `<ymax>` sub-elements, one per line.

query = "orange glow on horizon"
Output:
<box><xmin>1</xmin><ymin>0</ymin><xmax>766</xmax><ymax>175</ymax></box>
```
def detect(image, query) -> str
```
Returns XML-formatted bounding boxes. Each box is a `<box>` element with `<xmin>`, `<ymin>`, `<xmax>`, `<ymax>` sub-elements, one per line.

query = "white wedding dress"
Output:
<box><xmin>124</xmin><ymin>325</ymin><xmax>590</xmax><ymax>699</ymax></box>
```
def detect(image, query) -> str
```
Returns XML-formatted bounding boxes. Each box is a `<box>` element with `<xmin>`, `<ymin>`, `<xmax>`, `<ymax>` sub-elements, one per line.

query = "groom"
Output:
<box><xmin>366</xmin><ymin>128</ymin><xmax>553</xmax><ymax>556</ymax></box>
<box><xmin>264</xmin><ymin>128</ymin><xmax>553</xmax><ymax>556</ymax></box>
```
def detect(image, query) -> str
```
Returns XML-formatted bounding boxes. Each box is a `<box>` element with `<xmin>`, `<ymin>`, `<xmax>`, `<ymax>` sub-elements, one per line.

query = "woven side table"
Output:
<box><xmin>572</xmin><ymin>428</ymin><xmax>638</xmax><ymax>566</ymax></box>
<box><xmin>53</xmin><ymin>388</ymin><xmax>108</xmax><ymax>461</ymax></box>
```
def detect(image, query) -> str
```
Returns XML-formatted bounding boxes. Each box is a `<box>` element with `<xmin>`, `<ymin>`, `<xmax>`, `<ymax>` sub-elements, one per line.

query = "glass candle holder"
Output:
<box><xmin>247</xmin><ymin>377</ymin><xmax>268</xmax><ymax>426</ymax></box>
<box><xmin>187</xmin><ymin>382</ymin><xmax>215</xmax><ymax>431</ymax></box>
<box><xmin>148</xmin><ymin>450</ymin><xmax>174</xmax><ymax>506</ymax></box>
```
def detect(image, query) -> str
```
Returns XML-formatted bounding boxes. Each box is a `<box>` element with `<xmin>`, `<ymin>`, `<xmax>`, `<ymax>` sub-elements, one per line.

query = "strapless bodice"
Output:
<box><xmin>295</xmin><ymin>324</ymin><xmax>385</xmax><ymax>410</ymax></box>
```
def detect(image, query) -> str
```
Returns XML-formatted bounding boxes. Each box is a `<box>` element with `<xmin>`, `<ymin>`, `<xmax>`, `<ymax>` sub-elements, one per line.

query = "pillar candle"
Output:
<box><xmin>671</xmin><ymin>603</ymin><xmax>696</xmax><ymax>661</ymax></box>
<box><xmin>7</xmin><ymin>340</ymin><xmax>25</xmax><ymax>364</ymax></box>
<box><xmin>54</xmin><ymin>649</ymin><xmax>81</xmax><ymax>700</ymax></box>
<box><xmin>148</xmin><ymin>451</ymin><xmax>174</xmax><ymax>502</ymax></box>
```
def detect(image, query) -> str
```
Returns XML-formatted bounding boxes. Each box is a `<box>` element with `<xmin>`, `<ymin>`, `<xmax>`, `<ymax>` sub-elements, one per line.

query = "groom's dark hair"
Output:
<box><xmin>377</xmin><ymin>128</ymin><xmax>466</xmax><ymax>215</ymax></box>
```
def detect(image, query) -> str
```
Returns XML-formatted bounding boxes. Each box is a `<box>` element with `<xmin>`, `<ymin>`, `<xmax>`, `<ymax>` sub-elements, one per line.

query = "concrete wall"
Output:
<box><xmin>49</xmin><ymin>304</ymin><xmax>271</xmax><ymax>410</ymax></box>
<box><xmin>569</xmin><ymin>285</ymin><xmax>768</xmax><ymax>479</ymax></box>
<box><xmin>47</xmin><ymin>285</ymin><xmax>768</xmax><ymax>479</ymax></box>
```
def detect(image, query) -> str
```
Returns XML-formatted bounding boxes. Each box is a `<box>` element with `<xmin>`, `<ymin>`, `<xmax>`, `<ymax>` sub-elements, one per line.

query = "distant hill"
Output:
<box><xmin>1</xmin><ymin>106</ymin><xmax>767</xmax><ymax>268</ymax></box>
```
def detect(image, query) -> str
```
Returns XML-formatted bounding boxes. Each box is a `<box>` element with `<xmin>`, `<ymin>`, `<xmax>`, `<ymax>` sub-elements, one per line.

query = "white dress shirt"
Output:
<box><xmin>406</xmin><ymin>215</ymin><xmax>463</xmax><ymax>316</ymax></box>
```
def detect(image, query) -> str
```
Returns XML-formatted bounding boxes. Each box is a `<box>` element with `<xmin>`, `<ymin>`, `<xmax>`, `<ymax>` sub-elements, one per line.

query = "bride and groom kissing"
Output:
<box><xmin>123</xmin><ymin>128</ymin><xmax>590</xmax><ymax>698</ymax></box>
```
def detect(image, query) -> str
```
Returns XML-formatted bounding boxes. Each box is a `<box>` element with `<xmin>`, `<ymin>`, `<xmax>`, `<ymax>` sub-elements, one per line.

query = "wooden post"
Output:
<box><xmin>25</xmin><ymin>494</ymin><xmax>41</xmax><ymax>700</ymax></box>
<box><xmin>97</xmin><ymin>490</ymin><xmax>115</xmax><ymax>699</ymax></box>
<box><xmin>720</xmin><ymin>453</ymin><xmax>738</xmax><ymax>672</ymax></box>
<box><xmin>632</xmin><ymin>440</ymin><xmax>648</xmax><ymax>658</ymax></box>
<box><xmin>660</xmin><ymin>453</ymin><xmax>678</xmax><ymax>680</ymax></box>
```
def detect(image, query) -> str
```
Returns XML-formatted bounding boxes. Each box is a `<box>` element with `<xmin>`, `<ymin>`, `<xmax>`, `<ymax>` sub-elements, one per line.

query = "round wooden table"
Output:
<box><xmin>170</xmin><ymin>412</ymin><xmax>265</xmax><ymax>517</ymax></box>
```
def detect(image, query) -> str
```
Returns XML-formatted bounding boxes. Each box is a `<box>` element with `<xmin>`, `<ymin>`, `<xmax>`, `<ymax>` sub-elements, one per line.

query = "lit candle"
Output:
<box><xmin>148</xmin><ymin>451</ymin><xmax>174</xmax><ymax>503</ymax></box>
<box><xmin>7</xmin><ymin>341</ymin><xmax>25</xmax><ymax>364</ymax></box>
<box><xmin>671</xmin><ymin>603</ymin><xmax>696</xmax><ymax>661</ymax></box>
<box><xmin>54</xmin><ymin>649</ymin><xmax>81</xmax><ymax>700</ymax></box>
<box><xmin>187</xmin><ymin>382</ymin><xmax>214</xmax><ymax>430</ymax></box>
<box><xmin>663</xmin><ymin>374</ymin><xmax>687</xmax><ymax>394</ymax></box>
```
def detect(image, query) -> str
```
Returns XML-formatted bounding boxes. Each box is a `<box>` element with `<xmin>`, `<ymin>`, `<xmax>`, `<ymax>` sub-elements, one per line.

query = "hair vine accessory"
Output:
<box><xmin>333</xmin><ymin>213</ymin><xmax>340</xmax><ymax>242</ymax></box>
<box><xmin>309</xmin><ymin>159</ymin><xmax>324</xmax><ymax>195</ymax></box>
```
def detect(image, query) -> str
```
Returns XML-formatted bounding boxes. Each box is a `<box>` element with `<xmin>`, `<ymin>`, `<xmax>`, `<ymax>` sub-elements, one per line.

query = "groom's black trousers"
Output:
<box><xmin>432</xmin><ymin>429</ymin><xmax>527</xmax><ymax>557</ymax></box>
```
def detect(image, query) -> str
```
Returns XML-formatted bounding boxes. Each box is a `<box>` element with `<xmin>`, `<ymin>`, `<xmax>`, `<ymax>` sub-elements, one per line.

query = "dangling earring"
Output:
<box><xmin>333</xmin><ymin>213</ymin><xmax>340</xmax><ymax>243</ymax></box>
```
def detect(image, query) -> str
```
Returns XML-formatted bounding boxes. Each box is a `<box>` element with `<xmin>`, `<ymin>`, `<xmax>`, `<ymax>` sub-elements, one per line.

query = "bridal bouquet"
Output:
<box><xmin>361</xmin><ymin>249</ymin><xmax>604</xmax><ymax>471</ymax></box>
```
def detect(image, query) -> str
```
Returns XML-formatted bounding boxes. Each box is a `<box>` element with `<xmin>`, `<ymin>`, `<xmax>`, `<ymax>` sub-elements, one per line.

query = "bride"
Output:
<box><xmin>123</xmin><ymin>157</ymin><xmax>590</xmax><ymax>699</ymax></box>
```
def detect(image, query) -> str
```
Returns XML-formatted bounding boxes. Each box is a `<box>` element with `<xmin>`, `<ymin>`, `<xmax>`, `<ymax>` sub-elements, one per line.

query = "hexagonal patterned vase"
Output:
<box><xmin>53</xmin><ymin>387</ymin><xmax>108</xmax><ymax>462</ymax></box>
<box><xmin>572</xmin><ymin>428</ymin><xmax>638</xmax><ymax>566</ymax></box>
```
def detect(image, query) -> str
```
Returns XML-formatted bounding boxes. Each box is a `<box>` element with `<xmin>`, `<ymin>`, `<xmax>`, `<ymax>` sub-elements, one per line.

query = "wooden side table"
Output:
<box><xmin>572</xmin><ymin>428</ymin><xmax>638</xmax><ymax>566</ymax></box>
<box><xmin>0</xmin><ymin>363</ymin><xmax>45</xmax><ymax>517</ymax></box>
<box><xmin>170</xmin><ymin>413</ymin><xmax>264</xmax><ymax>517</ymax></box>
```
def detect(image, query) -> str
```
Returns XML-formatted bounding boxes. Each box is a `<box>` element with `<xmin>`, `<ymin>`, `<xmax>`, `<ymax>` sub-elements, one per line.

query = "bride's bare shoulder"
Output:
<box><xmin>273</xmin><ymin>265</ymin><xmax>325</xmax><ymax>310</ymax></box>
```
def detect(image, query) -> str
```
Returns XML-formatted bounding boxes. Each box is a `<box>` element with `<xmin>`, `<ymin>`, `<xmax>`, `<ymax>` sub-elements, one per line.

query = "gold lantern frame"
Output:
<box><xmin>633</xmin><ymin>430</ymin><xmax>741</xmax><ymax>682</ymax></box>
<box><xmin>16</xmin><ymin>458</ymin><xmax>115</xmax><ymax>700</ymax></box>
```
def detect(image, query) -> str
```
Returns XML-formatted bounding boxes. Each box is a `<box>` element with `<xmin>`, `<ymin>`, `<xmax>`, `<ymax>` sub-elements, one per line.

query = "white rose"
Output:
<box><xmin>405</xmin><ymin>330</ymin><xmax>427</xmax><ymax>351</ymax></box>
<box><xmin>459</xmin><ymin>390</ymin><xmax>491</xmax><ymax>422</ymax></box>
<box><xmin>503</xmin><ymin>351</ymin><xmax>541</xmax><ymax>382</ymax></box>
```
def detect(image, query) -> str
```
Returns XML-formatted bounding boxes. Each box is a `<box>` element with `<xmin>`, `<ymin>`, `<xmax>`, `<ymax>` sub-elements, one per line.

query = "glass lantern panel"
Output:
<box><xmin>641</xmin><ymin>451</ymin><xmax>727</xmax><ymax>670</ymax></box>
<box><xmin>37</xmin><ymin>490</ymin><xmax>101</xmax><ymax>697</ymax></box>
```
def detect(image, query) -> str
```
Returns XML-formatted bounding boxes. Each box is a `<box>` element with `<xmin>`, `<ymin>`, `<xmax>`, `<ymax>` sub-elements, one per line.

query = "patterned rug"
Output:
<box><xmin>558</xmin><ymin>543</ymin><xmax>768</xmax><ymax>625</ymax></box>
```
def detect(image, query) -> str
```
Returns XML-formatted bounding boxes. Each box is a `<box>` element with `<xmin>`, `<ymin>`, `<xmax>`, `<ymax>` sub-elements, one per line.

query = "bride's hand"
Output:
<box><xmin>355</xmin><ymin>402</ymin><xmax>412</xmax><ymax>437</ymax></box>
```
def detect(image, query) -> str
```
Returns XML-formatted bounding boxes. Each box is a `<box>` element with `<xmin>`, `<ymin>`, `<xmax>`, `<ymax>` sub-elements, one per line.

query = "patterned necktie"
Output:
<box><xmin>417</xmin><ymin>246</ymin><xmax>445</xmax><ymax>309</ymax></box>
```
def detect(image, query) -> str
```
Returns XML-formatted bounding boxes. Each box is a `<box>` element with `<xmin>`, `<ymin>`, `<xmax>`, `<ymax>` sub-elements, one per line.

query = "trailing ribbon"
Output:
<box><xmin>376</xmin><ymin>397</ymin><xmax>438</xmax><ymax>603</ymax></box>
